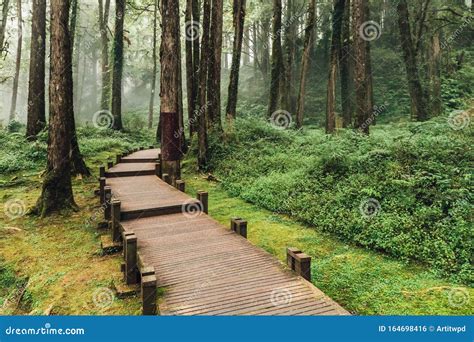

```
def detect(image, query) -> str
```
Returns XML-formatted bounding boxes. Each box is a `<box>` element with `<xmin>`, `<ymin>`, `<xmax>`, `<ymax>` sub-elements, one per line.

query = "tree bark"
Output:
<box><xmin>267</xmin><ymin>0</ymin><xmax>283</xmax><ymax>118</ymax></box>
<box><xmin>340</xmin><ymin>0</ymin><xmax>352</xmax><ymax>127</ymax></box>
<box><xmin>148</xmin><ymin>0</ymin><xmax>158</xmax><ymax>129</ymax></box>
<box><xmin>98</xmin><ymin>0</ymin><xmax>111</xmax><ymax>110</ymax></box>
<box><xmin>225</xmin><ymin>0</ymin><xmax>246</xmax><ymax>120</ymax></box>
<box><xmin>429</xmin><ymin>30</ymin><xmax>442</xmax><ymax>116</ymax></box>
<box><xmin>295</xmin><ymin>0</ymin><xmax>316</xmax><ymax>129</ymax></box>
<box><xmin>26</xmin><ymin>0</ymin><xmax>46</xmax><ymax>139</ymax></box>
<box><xmin>189</xmin><ymin>0</ymin><xmax>200</xmax><ymax>137</ymax></box>
<box><xmin>352</xmin><ymin>0</ymin><xmax>371</xmax><ymax>134</ymax></box>
<box><xmin>207</xmin><ymin>0</ymin><xmax>224</xmax><ymax>131</ymax></box>
<box><xmin>326</xmin><ymin>0</ymin><xmax>345</xmax><ymax>134</ymax></box>
<box><xmin>396</xmin><ymin>0</ymin><xmax>428</xmax><ymax>122</ymax></box>
<box><xmin>160</xmin><ymin>0</ymin><xmax>182</xmax><ymax>184</ymax></box>
<box><xmin>0</xmin><ymin>0</ymin><xmax>10</xmax><ymax>55</ymax></box>
<box><xmin>110</xmin><ymin>0</ymin><xmax>125</xmax><ymax>130</ymax></box>
<box><xmin>34</xmin><ymin>0</ymin><xmax>76</xmax><ymax>216</ymax></box>
<box><xmin>283</xmin><ymin>0</ymin><xmax>296</xmax><ymax>114</ymax></box>
<box><xmin>9</xmin><ymin>0</ymin><xmax>22</xmax><ymax>122</ymax></box>
<box><xmin>185</xmin><ymin>0</ymin><xmax>195</xmax><ymax>134</ymax></box>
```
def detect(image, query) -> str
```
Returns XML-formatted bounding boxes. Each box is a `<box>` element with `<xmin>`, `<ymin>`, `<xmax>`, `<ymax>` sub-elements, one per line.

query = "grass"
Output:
<box><xmin>183</xmin><ymin>172</ymin><xmax>473</xmax><ymax>315</ymax></box>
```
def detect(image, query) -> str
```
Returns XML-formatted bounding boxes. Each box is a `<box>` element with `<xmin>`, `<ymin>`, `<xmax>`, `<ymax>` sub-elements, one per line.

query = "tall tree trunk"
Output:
<box><xmin>267</xmin><ymin>0</ymin><xmax>283</xmax><ymax>118</ymax></box>
<box><xmin>352</xmin><ymin>0</ymin><xmax>371</xmax><ymax>134</ymax></box>
<box><xmin>430</xmin><ymin>30</ymin><xmax>442</xmax><ymax>116</ymax></box>
<box><xmin>197</xmin><ymin>0</ymin><xmax>211</xmax><ymax>169</ymax></box>
<box><xmin>34</xmin><ymin>0</ymin><xmax>76</xmax><ymax>216</ymax></box>
<box><xmin>0</xmin><ymin>0</ymin><xmax>10</xmax><ymax>55</ymax></box>
<box><xmin>148</xmin><ymin>0</ymin><xmax>158</xmax><ymax>129</ymax></box>
<box><xmin>9</xmin><ymin>0</ymin><xmax>22</xmax><ymax>122</ymax></box>
<box><xmin>295</xmin><ymin>0</ymin><xmax>316</xmax><ymax>129</ymax></box>
<box><xmin>207</xmin><ymin>0</ymin><xmax>224</xmax><ymax>131</ymax></box>
<box><xmin>283</xmin><ymin>0</ymin><xmax>296</xmax><ymax>114</ymax></box>
<box><xmin>340</xmin><ymin>0</ymin><xmax>352</xmax><ymax>127</ymax></box>
<box><xmin>364</xmin><ymin>0</ymin><xmax>374</xmax><ymax>124</ymax></box>
<box><xmin>260</xmin><ymin>18</ymin><xmax>270</xmax><ymax>82</ymax></box>
<box><xmin>110</xmin><ymin>0</ymin><xmax>125</xmax><ymax>130</ymax></box>
<box><xmin>396</xmin><ymin>0</ymin><xmax>428</xmax><ymax>122</ymax></box>
<box><xmin>185</xmin><ymin>0</ymin><xmax>195</xmax><ymax>134</ymax></box>
<box><xmin>160</xmin><ymin>0</ymin><xmax>182</xmax><ymax>184</ymax></box>
<box><xmin>69</xmin><ymin>0</ymin><xmax>79</xmax><ymax>109</ymax></box>
<box><xmin>243</xmin><ymin>24</ymin><xmax>250</xmax><ymax>65</ymax></box>
<box><xmin>98</xmin><ymin>0</ymin><xmax>111</xmax><ymax>110</ymax></box>
<box><xmin>225</xmin><ymin>0</ymin><xmax>246</xmax><ymax>120</ymax></box>
<box><xmin>189</xmin><ymin>0</ymin><xmax>200</xmax><ymax>137</ymax></box>
<box><xmin>326</xmin><ymin>0</ymin><xmax>345</xmax><ymax>134</ymax></box>
<box><xmin>26</xmin><ymin>0</ymin><xmax>46</xmax><ymax>139</ymax></box>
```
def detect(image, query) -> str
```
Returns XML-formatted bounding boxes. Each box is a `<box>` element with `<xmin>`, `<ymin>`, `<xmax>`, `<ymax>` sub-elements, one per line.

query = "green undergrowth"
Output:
<box><xmin>193</xmin><ymin>115</ymin><xmax>473</xmax><ymax>285</ymax></box>
<box><xmin>182</xmin><ymin>174</ymin><xmax>473</xmax><ymax>315</ymax></box>
<box><xmin>0</xmin><ymin>140</ymin><xmax>142</xmax><ymax>315</ymax></box>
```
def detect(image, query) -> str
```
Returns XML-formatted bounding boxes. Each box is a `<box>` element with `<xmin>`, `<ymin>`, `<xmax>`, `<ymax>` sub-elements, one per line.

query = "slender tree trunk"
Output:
<box><xmin>396</xmin><ymin>0</ymin><xmax>428</xmax><ymax>122</ymax></box>
<box><xmin>185</xmin><ymin>0</ymin><xmax>195</xmax><ymax>134</ymax></box>
<box><xmin>110</xmin><ymin>0</ymin><xmax>125</xmax><ymax>130</ymax></box>
<box><xmin>176</xmin><ymin>8</ymin><xmax>186</xmax><ymax>153</ymax></box>
<box><xmin>34</xmin><ymin>0</ymin><xmax>76</xmax><ymax>216</ymax></box>
<box><xmin>260</xmin><ymin>18</ymin><xmax>270</xmax><ymax>82</ymax></box>
<box><xmin>430</xmin><ymin>30</ymin><xmax>442</xmax><ymax>116</ymax></box>
<box><xmin>283</xmin><ymin>0</ymin><xmax>296</xmax><ymax>113</ymax></box>
<box><xmin>207</xmin><ymin>0</ymin><xmax>223</xmax><ymax>131</ymax></box>
<box><xmin>160</xmin><ymin>0</ymin><xmax>182</xmax><ymax>184</ymax></box>
<box><xmin>197</xmin><ymin>0</ymin><xmax>211</xmax><ymax>169</ymax></box>
<box><xmin>26</xmin><ymin>0</ymin><xmax>46</xmax><ymax>139</ymax></box>
<box><xmin>0</xmin><ymin>0</ymin><xmax>10</xmax><ymax>55</ymax></box>
<box><xmin>352</xmin><ymin>0</ymin><xmax>370</xmax><ymax>133</ymax></box>
<box><xmin>225</xmin><ymin>0</ymin><xmax>246</xmax><ymax>120</ymax></box>
<box><xmin>189</xmin><ymin>0</ymin><xmax>200</xmax><ymax>137</ymax></box>
<box><xmin>326</xmin><ymin>0</ymin><xmax>345</xmax><ymax>134</ymax></box>
<box><xmin>9</xmin><ymin>0</ymin><xmax>22</xmax><ymax>122</ymax></box>
<box><xmin>98</xmin><ymin>0</ymin><xmax>111</xmax><ymax>110</ymax></box>
<box><xmin>267</xmin><ymin>0</ymin><xmax>283</xmax><ymax>118</ymax></box>
<box><xmin>69</xmin><ymin>0</ymin><xmax>79</xmax><ymax>109</ymax></box>
<box><xmin>364</xmin><ymin>0</ymin><xmax>374</xmax><ymax>124</ymax></box>
<box><xmin>340</xmin><ymin>0</ymin><xmax>352</xmax><ymax>127</ymax></box>
<box><xmin>148</xmin><ymin>0</ymin><xmax>158</xmax><ymax>129</ymax></box>
<box><xmin>296</xmin><ymin>0</ymin><xmax>316</xmax><ymax>129</ymax></box>
<box><xmin>243</xmin><ymin>24</ymin><xmax>250</xmax><ymax>65</ymax></box>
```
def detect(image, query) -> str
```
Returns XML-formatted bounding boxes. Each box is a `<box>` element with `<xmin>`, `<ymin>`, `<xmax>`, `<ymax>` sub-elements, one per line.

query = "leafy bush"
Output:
<box><xmin>202</xmin><ymin>116</ymin><xmax>473</xmax><ymax>284</ymax></box>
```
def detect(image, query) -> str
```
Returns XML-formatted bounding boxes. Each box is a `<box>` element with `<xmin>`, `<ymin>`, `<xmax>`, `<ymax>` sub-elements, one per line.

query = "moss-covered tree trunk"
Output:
<box><xmin>296</xmin><ymin>0</ymin><xmax>316</xmax><ymax>129</ymax></box>
<box><xmin>35</xmin><ymin>0</ymin><xmax>76</xmax><ymax>216</ymax></box>
<box><xmin>9</xmin><ymin>0</ymin><xmax>22</xmax><ymax>122</ymax></box>
<box><xmin>396</xmin><ymin>0</ymin><xmax>428</xmax><ymax>122</ymax></box>
<box><xmin>267</xmin><ymin>0</ymin><xmax>283</xmax><ymax>118</ymax></box>
<box><xmin>26</xmin><ymin>0</ymin><xmax>46</xmax><ymax>139</ymax></box>
<box><xmin>225</xmin><ymin>0</ymin><xmax>246</xmax><ymax>120</ymax></box>
<box><xmin>185</xmin><ymin>0</ymin><xmax>195</xmax><ymax>135</ymax></box>
<box><xmin>326</xmin><ymin>0</ymin><xmax>345</xmax><ymax>134</ymax></box>
<box><xmin>98</xmin><ymin>0</ymin><xmax>111</xmax><ymax>110</ymax></box>
<box><xmin>190</xmin><ymin>0</ymin><xmax>200</xmax><ymax>137</ymax></box>
<box><xmin>207</xmin><ymin>0</ymin><xmax>224</xmax><ymax>131</ymax></box>
<box><xmin>340</xmin><ymin>0</ymin><xmax>352</xmax><ymax>127</ymax></box>
<box><xmin>148</xmin><ymin>0</ymin><xmax>158</xmax><ymax>129</ymax></box>
<box><xmin>110</xmin><ymin>0</ymin><xmax>125</xmax><ymax>130</ymax></box>
<box><xmin>160</xmin><ymin>0</ymin><xmax>182</xmax><ymax>184</ymax></box>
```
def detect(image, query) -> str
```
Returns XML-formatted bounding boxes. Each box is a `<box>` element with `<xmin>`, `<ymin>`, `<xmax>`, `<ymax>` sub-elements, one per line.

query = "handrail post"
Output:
<box><xmin>235</xmin><ymin>220</ymin><xmax>247</xmax><ymax>238</ymax></box>
<box><xmin>111</xmin><ymin>200</ymin><xmax>122</xmax><ymax>242</ymax></box>
<box><xmin>104</xmin><ymin>186</ymin><xmax>112</xmax><ymax>220</ymax></box>
<box><xmin>107</xmin><ymin>161</ymin><xmax>114</xmax><ymax>169</ymax></box>
<box><xmin>99</xmin><ymin>166</ymin><xmax>105</xmax><ymax>178</ymax></box>
<box><xmin>286</xmin><ymin>247</ymin><xmax>311</xmax><ymax>281</ymax></box>
<box><xmin>176</xmin><ymin>180</ymin><xmax>185</xmax><ymax>192</ymax></box>
<box><xmin>230</xmin><ymin>217</ymin><xmax>241</xmax><ymax>232</ymax></box>
<box><xmin>116</xmin><ymin>154</ymin><xmax>122</xmax><ymax>164</ymax></box>
<box><xmin>99</xmin><ymin>177</ymin><xmax>106</xmax><ymax>205</ymax></box>
<box><xmin>125</xmin><ymin>234</ymin><xmax>138</xmax><ymax>285</ymax></box>
<box><xmin>197</xmin><ymin>191</ymin><xmax>208</xmax><ymax>214</ymax></box>
<box><xmin>162</xmin><ymin>173</ymin><xmax>171</xmax><ymax>185</ymax></box>
<box><xmin>141</xmin><ymin>268</ymin><xmax>157</xmax><ymax>315</ymax></box>
<box><xmin>155</xmin><ymin>162</ymin><xmax>162</xmax><ymax>179</ymax></box>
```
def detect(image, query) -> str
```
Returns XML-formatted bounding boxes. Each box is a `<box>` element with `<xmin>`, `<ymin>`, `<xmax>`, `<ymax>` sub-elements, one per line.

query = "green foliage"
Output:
<box><xmin>203</xmin><ymin>117</ymin><xmax>473</xmax><ymax>284</ymax></box>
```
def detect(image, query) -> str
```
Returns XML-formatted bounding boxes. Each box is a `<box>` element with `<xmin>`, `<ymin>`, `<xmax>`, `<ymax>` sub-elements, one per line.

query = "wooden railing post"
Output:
<box><xmin>116</xmin><ymin>154</ymin><xmax>122</xmax><ymax>164</ymax></box>
<box><xmin>176</xmin><ymin>180</ymin><xmax>185</xmax><ymax>192</ymax></box>
<box><xmin>107</xmin><ymin>161</ymin><xmax>114</xmax><ymax>169</ymax></box>
<box><xmin>111</xmin><ymin>200</ymin><xmax>121</xmax><ymax>242</ymax></box>
<box><xmin>104</xmin><ymin>186</ymin><xmax>112</xmax><ymax>220</ymax></box>
<box><xmin>99</xmin><ymin>177</ymin><xmax>106</xmax><ymax>205</ymax></box>
<box><xmin>125</xmin><ymin>234</ymin><xmax>139</xmax><ymax>285</ymax></box>
<box><xmin>230</xmin><ymin>217</ymin><xmax>241</xmax><ymax>232</ymax></box>
<box><xmin>235</xmin><ymin>220</ymin><xmax>247</xmax><ymax>239</ymax></box>
<box><xmin>197</xmin><ymin>191</ymin><xmax>208</xmax><ymax>214</ymax></box>
<box><xmin>99</xmin><ymin>166</ymin><xmax>105</xmax><ymax>178</ymax></box>
<box><xmin>162</xmin><ymin>173</ymin><xmax>171</xmax><ymax>185</ymax></box>
<box><xmin>141</xmin><ymin>268</ymin><xmax>157</xmax><ymax>315</ymax></box>
<box><xmin>286</xmin><ymin>247</ymin><xmax>311</xmax><ymax>281</ymax></box>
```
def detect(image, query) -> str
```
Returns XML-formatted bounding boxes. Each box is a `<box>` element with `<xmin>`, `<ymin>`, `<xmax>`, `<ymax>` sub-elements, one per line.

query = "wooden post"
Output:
<box><xmin>107</xmin><ymin>161</ymin><xmax>113</xmax><ymax>169</ymax></box>
<box><xmin>104</xmin><ymin>186</ymin><xmax>112</xmax><ymax>220</ymax></box>
<box><xmin>230</xmin><ymin>217</ymin><xmax>242</xmax><ymax>232</ymax></box>
<box><xmin>162</xmin><ymin>173</ymin><xmax>171</xmax><ymax>185</ymax></box>
<box><xmin>197</xmin><ymin>191</ymin><xmax>208</xmax><ymax>214</ymax></box>
<box><xmin>141</xmin><ymin>272</ymin><xmax>157</xmax><ymax>315</ymax></box>
<box><xmin>149</xmin><ymin>145</ymin><xmax>154</xmax><ymax>149</ymax></box>
<box><xmin>294</xmin><ymin>253</ymin><xmax>312</xmax><ymax>281</ymax></box>
<box><xmin>99</xmin><ymin>177</ymin><xmax>106</xmax><ymax>204</ymax></box>
<box><xmin>286</xmin><ymin>247</ymin><xmax>301</xmax><ymax>270</ymax></box>
<box><xmin>235</xmin><ymin>220</ymin><xmax>247</xmax><ymax>238</ymax></box>
<box><xmin>155</xmin><ymin>163</ymin><xmax>162</xmax><ymax>178</ymax></box>
<box><xmin>125</xmin><ymin>234</ymin><xmax>138</xmax><ymax>285</ymax></box>
<box><xmin>140</xmin><ymin>146</ymin><xmax>144</xmax><ymax>150</ymax></box>
<box><xmin>99</xmin><ymin>166</ymin><xmax>105</xmax><ymax>178</ymax></box>
<box><xmin>116</xmin><ymin>154</ymin><xmax>122</xmax><ymax>164</ymax></box>
<box><xmin>111</xmin><ymin>200</ymin><xmax>121</xmax><ymax>242</ymax></box>
<box><xmin>176</xmin><ymin>180</ymin><xmax>185</xmax><ymax>192</ymax></box>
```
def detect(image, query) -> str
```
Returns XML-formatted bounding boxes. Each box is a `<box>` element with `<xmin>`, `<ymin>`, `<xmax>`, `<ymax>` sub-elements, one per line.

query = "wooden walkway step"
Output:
<box><xmin>100</xmin><ymin>148</ymin><xmax>349</xmax><ymax>316</ymax></box>
<box><xmin>121</xmin><ymin>148</ymin><xmax>160</xmax><ymax>163</ymax></box>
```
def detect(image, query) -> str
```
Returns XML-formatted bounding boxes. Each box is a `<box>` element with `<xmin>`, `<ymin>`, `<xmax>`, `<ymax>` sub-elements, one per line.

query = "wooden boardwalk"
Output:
<box><xmin>99</xmin><ymin>148</ymin><xmax>348</xmax><ymax>316</ymax></box>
